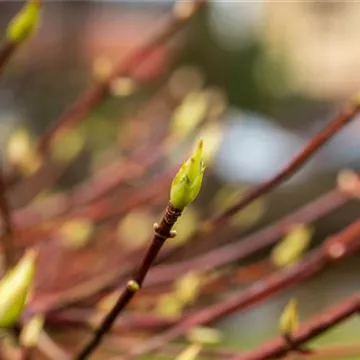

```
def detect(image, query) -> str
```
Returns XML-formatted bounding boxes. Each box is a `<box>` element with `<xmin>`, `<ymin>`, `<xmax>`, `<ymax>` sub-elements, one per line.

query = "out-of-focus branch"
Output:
<box><xmin>228</xmin><ymin>293</ymin><xmax>360</xmax><ymax>360</ymax></box>
<box><xmin>0</xmin><ymin>170</ymin><xmax>16</xmax><ymax>269</ymax></box>
<box><xmin>0</xmin><ymin>40</ymin><xmax>16</xmax><ymax>78</ymax></box>
<box><xmin>131</xmin><ymin>218</ymin><xmax>360</xmax><ymax>356</ymax></box>
<box><xmin>145</xmin><ymin>186</ymin><xmax>352</xmax><ymax>287</ymax></box>
<box><xmin>26</xmin><ymin>176</ymin><xmax>353</xmax><ymax>315</ymax></box>
<box><xmin>36</xmin><ymin>0</ymin><xmax>206</xmax><ymax>157</ymax></box>
<box><xmin>207</xmin><ymin>103</ymin><xmax>360</xmax><ymax>228</ymax></box>
<box><xmin>37</xmin><ymin>331</ymin><xmax>71</xmax><ymax>360</ymax></box>
<box><xmin>283</xmin><ymin>344</ymin><xmax>360</xmax><ymax>360</ymax></box>
<box><xmin>162</xmin><ymin>102</ymin><xmax>360</xmax><ymax>263</ymax></box>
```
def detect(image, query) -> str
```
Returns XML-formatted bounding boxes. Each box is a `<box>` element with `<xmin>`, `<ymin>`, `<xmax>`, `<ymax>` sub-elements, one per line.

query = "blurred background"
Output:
<box><xmin>1</xmin><ymin>1</ymin><xmax>360</xmax><ymax>358</ymax></box>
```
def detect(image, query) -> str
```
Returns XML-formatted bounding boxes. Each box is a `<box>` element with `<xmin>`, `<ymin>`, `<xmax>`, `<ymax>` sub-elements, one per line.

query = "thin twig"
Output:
<box><xmin>207</xmin><ymin>103</ymin><xmax>360</xmax><ymax>228</ymax></box>
<box><xmin>0</xmin><ymin>170</ymin><xmax>16</xmax><ymax>269</ymax></box>
<box><xmin>75</xmin><ymin>203</ymin><xmax>182</xmax><ymax>360</ymax></box>
<box><xmin>131</xmin><ymin>218</ymin><xmax>360</xmax><ymax>356</ymax></box>
<box><xmin>228</xmin><ymin>293</ymin><xmax>360</xmax><ymax>360</ymax></box>
<box><xmin>0</xmin><ymin>40</ymin><xmax>16</xmax><ymax>78</ymax></box>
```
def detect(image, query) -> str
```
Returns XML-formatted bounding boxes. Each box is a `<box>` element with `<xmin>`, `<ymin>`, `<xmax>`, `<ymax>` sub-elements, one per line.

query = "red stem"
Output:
<box><xmin>228</xmin><ymin>293</ymin><xmax>360</xmax><ymax>360</ymax></box>
<box><xmin>131</xmin><ymin>218</ymin><xmax>360</xmax><ymax>356</ymax></box>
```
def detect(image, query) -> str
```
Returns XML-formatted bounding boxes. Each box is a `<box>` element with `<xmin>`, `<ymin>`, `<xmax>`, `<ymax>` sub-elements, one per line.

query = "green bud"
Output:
<box><xmin>170</xmin><ymin>140</ymin><xmax>205</xmax><ymax>210</ymax></box>
<box><xmin>0</xmin><ymin>249</ymin><xmax>37</xmax><ymax>328</ymax></box>
<box><xmin>279</xmin><ymin>298</ymin><xmax>298</xmax><ymax>336</ymax></box>
<box><xmin>6</xmin><ymin>0</ymin><xmax>41</xmax><ymax>44</ymax></box>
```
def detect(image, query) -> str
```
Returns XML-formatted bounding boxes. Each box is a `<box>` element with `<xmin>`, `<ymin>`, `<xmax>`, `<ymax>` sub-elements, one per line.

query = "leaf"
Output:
<box><xmin>174</xmin><ymin>271</ymin><xmax>202</xmax><ymax>306</ymax></box>
<box><xmin>279</xmin><ymin>298</ymin><xmax>299</xmax><ymax>336</ymax></box>
<box><xmin>271</xmin><ymin>224</ymin><xmax>313</xmax><ymax>268</ymax></box>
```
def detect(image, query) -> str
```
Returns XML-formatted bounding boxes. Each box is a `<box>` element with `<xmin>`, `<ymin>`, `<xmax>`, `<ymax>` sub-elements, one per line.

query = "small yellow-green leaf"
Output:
<box><xmin>117</xmin><ymin>209</ymin><xmax>153</xmax><ymax>251</ymax></box>
<box><xmin>0</xmin><ymin>249</ymin><xmax>37</xmax><ymax>328</ymax></box>
<box><xmin>58</xmin><ymin>219</ymin><xmax>94</xmax><ymax>250</ymax></box>
<box><xmin>7</xmin><ymin>128</ymin><xmax>41</xmax><ymax>176</ymax></box>
<box><xmin>50</xmin><ymin>129</ymin><xmax>85</xmax><ymax>164</ymax></box>
<box><xmin>155</xmin><ymin>293</ymin><xmax>183</xmax><ymax>318</ymax></box>
<box><xmin>20</xmin><ymin>314</ymin><xmax>44</xmax><ymax>347</ymax></box>
<box><xmin>212</xmin><ymin>186</ymin><xmax>266</xmax><ymax>229</ymax></box>
<box><xmin>171</xmin><ymin>91</ymin><xmax>208</xmax><ymax>139</ymax></box>
<box><xmin>279</xmin><ymin>298</ymin><xmax>298</xmax><ymax>336</ymax></box>
<box><xmin>7</xmin><ymin>0</ymin><xmax>41</xmax><ymax>43</ymax></box>
<box><xmin>174</xmin><ymin>271</ymin><xmax>202</xmax><ymax>306</ymax></box>
<box><xmin>187</xmin><ymin>326</ymin><xmax>222</xmax><ymax>345</ymax></box>
<box><xmin>271</xmin><ymin>224</ymin><xmax>313</xmax><ymax>268</ymax></box>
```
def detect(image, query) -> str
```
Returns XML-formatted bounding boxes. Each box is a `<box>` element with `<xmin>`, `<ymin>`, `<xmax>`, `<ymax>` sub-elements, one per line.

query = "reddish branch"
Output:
<box><xmin>228</xmin><ymin>293</ymin><xmax>360</xmax><ymax>360</ymax></box>
<box><xmin>207</xmin><ymin>103</ymin><xmax>360</xmax><ymax>228</ymax></box>
<box><xmin>144</xmin><ymin>187</ymin><xmax>351</xmax><ymax>287</ymax></box>
<box><xmin>131</xmin><ymin>218</ymin><xmax>360</xmax><ymax>356</ymax></box>
<box><xmin>25</xmin><ymin>179</ymin><xmax>351</xmax><ymax>315</ymax></box>
<box><xmin>75</xmin><ymin>203</ymin><xmax>182</xmax><ymax>360</ymax></box>
<box><xmin>162</xmin><ymin>102</ymin><xmax>360</xmax><ymax>264</ymax></box>
<box><xmin>36</xmin><ymin>0</ymin><xmax>205</xmax><ymax>156</ymax></box>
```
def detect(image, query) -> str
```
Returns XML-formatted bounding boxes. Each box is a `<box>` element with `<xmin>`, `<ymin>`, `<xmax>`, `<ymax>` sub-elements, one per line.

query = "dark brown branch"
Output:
<box><xmin>0</xmin><ymin>169</ymin><xmax>16</xmax><ymax>269</ymax></box>
<box><xmin>228</xmin><ymin>293</ymin><xmax>360</xmax><ymax>360</ymax></box>
<box><xmin>0</xmin><ymin>40</ymin><xmax>16</xmax><ymax>78</ymax></box>
<box><xmin>75</xmin><ymin>203</ymin><xmax>182</xmax><ymax>360</ymax></box>
<box><xmin>131</xmin><ymin>218</ymin><xmax>360</xmax><ymax>356</ymax></box>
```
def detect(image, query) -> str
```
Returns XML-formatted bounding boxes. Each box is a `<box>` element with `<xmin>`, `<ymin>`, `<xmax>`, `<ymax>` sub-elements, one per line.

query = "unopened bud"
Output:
<box><xmin>271</xmin><ymin>224</ymin><xmax>313</xmax><ymax>268</ymax></box>
<box><xmin>0</xmin><ymin>249</ymin><xmax>37</xmax><ymax>328</ymax></box>
<box><xmin>170</xmin><ymin>139</ymin><xmax>205</xmax><ymax>210</ymax></box>
<box><xmin>279</xmin><ymin>298</ymin><xmax>298</xmax><ymax>336</ymax></box>
<box><xmin>7</xmin><ymin>0</ymin><xmax>41</xmax><ymax>43</ymax></box>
